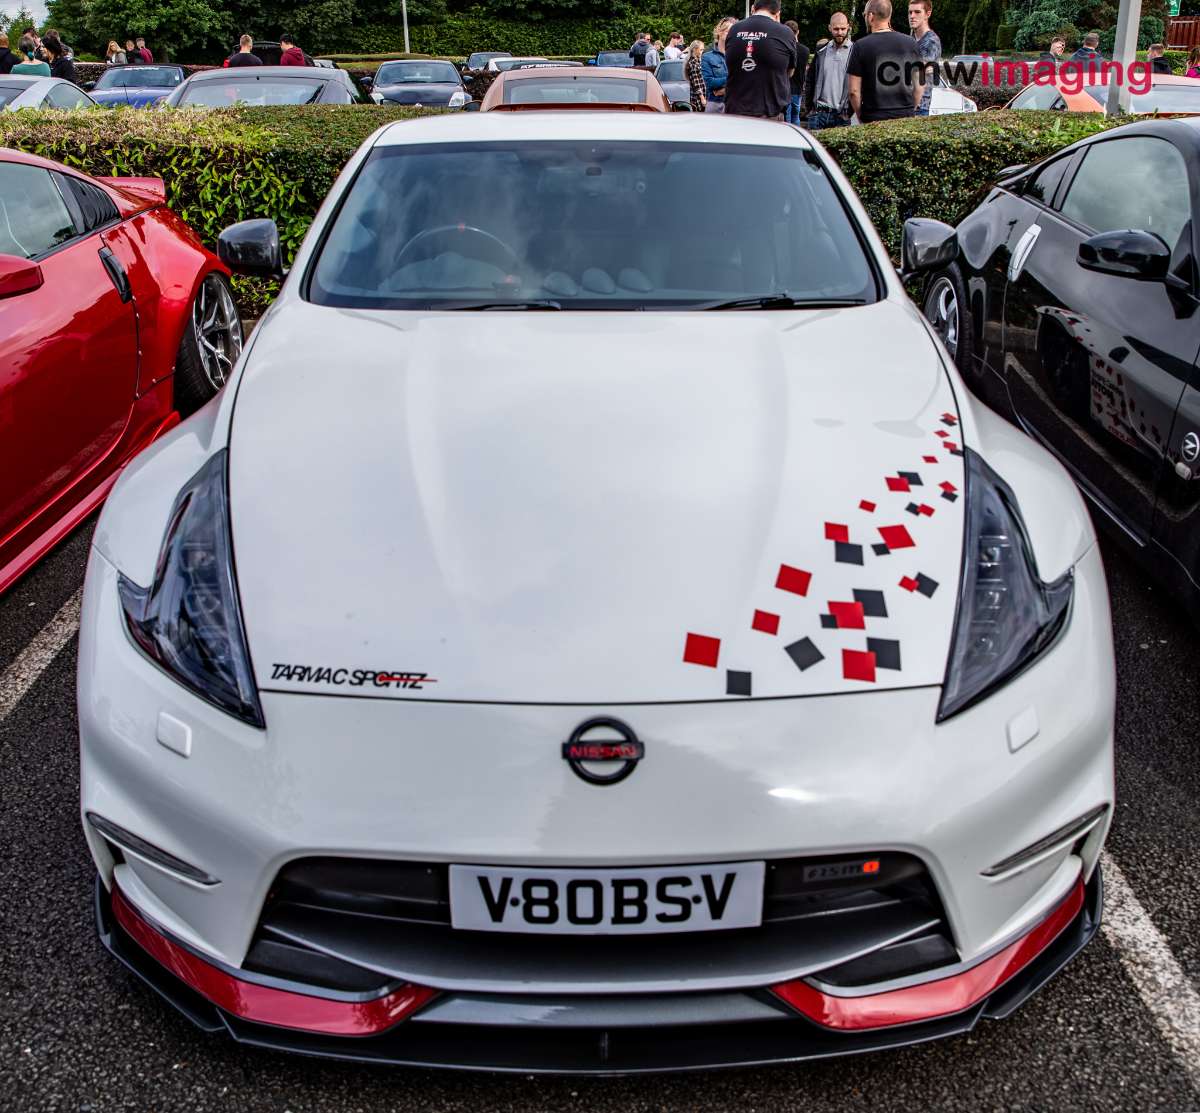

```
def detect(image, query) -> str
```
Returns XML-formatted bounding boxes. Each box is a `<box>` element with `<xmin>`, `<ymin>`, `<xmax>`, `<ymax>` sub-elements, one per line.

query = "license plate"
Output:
<box><xmin>448</xmin><ymin>861</ymin><xmax>765</xmax><ymax>935</ymax></box>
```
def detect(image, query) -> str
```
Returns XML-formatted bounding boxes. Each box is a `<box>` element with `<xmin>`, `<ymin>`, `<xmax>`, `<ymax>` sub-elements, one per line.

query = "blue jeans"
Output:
<box><xmin>807</xmin><ymin>108</ymin><xmax>850</xmax><ymax>131</ymax></box>
<box><xmin>785</xmin><ymin>94</ymin><xmax>803</xmax><ymax>123</ymax></box>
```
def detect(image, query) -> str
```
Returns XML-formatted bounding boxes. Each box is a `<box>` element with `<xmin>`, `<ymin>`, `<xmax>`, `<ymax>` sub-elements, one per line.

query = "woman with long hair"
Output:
<box><xmin>701</xmin><ymin>16</ymin><xmax>735</xmax><ymax>112</ymax></box>
<box><xmin>106</xmin><ymin>40</ymin><xmax>126</xmax><ymax>64</ymax></box>
<box><xmin>1187</xmin><ymin>46</ymin><xmax>1200</xmax><ymax>78</ymax></box>
<box><xmin>686</xmin><ymin>38</ymin><xmax>706</xmax><ymax>111</ymax></box>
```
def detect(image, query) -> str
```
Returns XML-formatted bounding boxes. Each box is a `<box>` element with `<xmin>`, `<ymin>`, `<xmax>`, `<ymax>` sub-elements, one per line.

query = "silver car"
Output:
<box><xmin>0</xmin><ymin>75</ymin><xmax>98</xmax><ymax>111</ymax></box>
<box><xmin>162</xmin><ymin>65</ymin><xmax>360</xmax><ymax>107</ymax></box>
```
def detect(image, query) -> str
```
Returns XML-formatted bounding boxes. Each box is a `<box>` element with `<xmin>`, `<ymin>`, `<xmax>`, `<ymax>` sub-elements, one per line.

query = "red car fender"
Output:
<box><xmin>103</xmin><ymin>206</ymin><xmax>231</xmax><ymax>398</ymax></box>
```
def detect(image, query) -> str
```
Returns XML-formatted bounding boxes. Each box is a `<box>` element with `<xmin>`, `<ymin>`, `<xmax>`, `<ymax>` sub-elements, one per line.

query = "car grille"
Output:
<box><xmin>243</xmin><ymin>853</ymin><xmax>956</xmax><ymax>997</ymax></box>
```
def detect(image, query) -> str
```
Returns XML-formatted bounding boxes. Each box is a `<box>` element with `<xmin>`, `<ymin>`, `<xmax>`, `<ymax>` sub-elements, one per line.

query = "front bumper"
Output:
<box><xmin>80</xmin><ymin>540</ymin><xmax>1114</xmax><ymax>1070</ymax></box>
<box><xmin>97</xmin><ymin>867</ymin><xmax>1102</xmax><ymax>1074</ymax></box>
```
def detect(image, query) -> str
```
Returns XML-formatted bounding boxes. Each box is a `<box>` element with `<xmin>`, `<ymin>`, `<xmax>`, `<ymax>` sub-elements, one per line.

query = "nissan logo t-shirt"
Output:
<box><xmin>723</xmin><ymin>14</ymin><xmax>797</xmax><ymax>118</ymax></box>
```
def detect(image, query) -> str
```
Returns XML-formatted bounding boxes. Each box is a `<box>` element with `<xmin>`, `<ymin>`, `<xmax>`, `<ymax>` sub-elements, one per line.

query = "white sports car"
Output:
<box><xmin>79</xmin><ymin>113</ymin><xmax>1114</xmax><ymax>1073</ymax></box>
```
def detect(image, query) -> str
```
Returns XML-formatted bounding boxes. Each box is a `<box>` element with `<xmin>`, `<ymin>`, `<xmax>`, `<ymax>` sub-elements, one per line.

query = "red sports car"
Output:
<box><xmin>0</xmin><ymin>149</ymin><xmax>241</xmax><ymax>594</ymax></box>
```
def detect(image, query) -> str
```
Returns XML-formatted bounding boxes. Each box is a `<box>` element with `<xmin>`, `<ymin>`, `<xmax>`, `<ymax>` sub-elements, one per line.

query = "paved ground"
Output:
<box><xmin>2</xmin><ymin>514</ymin><xmax>1198</xmax><ymax>1112</ymax></box>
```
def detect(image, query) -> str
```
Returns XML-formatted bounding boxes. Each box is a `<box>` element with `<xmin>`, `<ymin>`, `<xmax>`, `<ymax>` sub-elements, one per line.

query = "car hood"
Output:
<box><xmin>230</xmin><ymin>300</ymin><xmax>966</xmax><ymax>703</ymax></box>
<box><xmin>378</xmin><ymin>82</ymin><xmax>461</xmax><ymax>103</ymax></box>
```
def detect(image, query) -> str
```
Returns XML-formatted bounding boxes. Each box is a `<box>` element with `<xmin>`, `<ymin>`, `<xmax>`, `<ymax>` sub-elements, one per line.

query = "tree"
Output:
<box><xmin>46</xmin><ymin>0</ymin><xmax>231</xmax><ymax>57</ymax></box>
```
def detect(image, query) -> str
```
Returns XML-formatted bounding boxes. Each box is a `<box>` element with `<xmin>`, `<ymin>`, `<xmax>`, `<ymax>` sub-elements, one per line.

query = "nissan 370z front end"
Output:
<box><xmin>79</xmin><ymin>113</ymin><xmax>1114</xmax><ymax>1074</ymax></box>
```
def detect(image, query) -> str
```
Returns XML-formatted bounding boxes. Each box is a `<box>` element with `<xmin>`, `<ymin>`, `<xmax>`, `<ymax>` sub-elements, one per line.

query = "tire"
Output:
<box><xmin>922</xmin><ymin>263</ymin><xmax>974</xmax><ymax>377</ymax></box>
<box><xmin>174</xmin><ymin>272</ymin><xmax>244</xmax><ymax>418</ymax></box>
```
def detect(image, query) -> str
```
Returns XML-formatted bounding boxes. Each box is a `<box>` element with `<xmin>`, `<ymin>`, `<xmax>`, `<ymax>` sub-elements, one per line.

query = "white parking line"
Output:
<box><xmin>0</xmin><ymin>588</ymin><xmax>82</xmax><ymax>722</ymax></box>
<box><xmin>1100</xmin><ymin>849</ymin><xmax>1200</xmax><ymax>1094</ymax></box>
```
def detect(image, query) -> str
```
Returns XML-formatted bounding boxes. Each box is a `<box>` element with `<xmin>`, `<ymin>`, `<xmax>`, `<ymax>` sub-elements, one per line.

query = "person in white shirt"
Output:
<box><xmin>664</xmin><ymin>32</ymin><xmax>685</xmax><ymax>60</ymax></box>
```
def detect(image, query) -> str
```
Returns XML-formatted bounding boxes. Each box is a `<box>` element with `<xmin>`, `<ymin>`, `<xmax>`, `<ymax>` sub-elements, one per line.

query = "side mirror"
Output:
<box><xmin>82</xmin><ymin>80</ymin><xmax>95</xmax><ymax>90</ymax></box>
<box><xmin>0</xmin><ymin>254</ymin><xmax>44</xmax><ymax>299</ymax></box>
<box><xmin>1078</xmin><ymin>229</ymin><xmax>1170</xmax><ymax>281</ymax></box>
<box><xmin>671</xmin><ymin>100</ymin><xmax>693</xmax><ymax>111</ymax></box>
<box><xmin>997</xmin><ymin>163</ymin><xmax>1027</xmax><ymax>181</ymax></box>
<box><xmin>462</xmin><ymin>100</ymin><xmax>481</xmax><ymax>111</ymax></box>
<box><xmin>359</xmin><ymin>75</ymin><xmax>373</xmax><ymax>89</ymax></box>
<box><xmin>218</xmin><ymin>218</ymin><xmax>283</xmax><ymax>277</ymax></box>
<box><xmin>901</xmin><ymin>218</ymin><xmax>958</xmax><ymax>280</ymax></box>
<box><xmin>586</xmin><ymin>58</ymin><xmax>596</xmax><ymax>65</ymax></box>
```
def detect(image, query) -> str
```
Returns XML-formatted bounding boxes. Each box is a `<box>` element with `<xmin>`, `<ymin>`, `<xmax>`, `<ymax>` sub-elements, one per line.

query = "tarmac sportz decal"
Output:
<box><xmin>269</xmin><ymin>664</ymin><xmax>438</xmax><ymax>691</ymax></box>
<box><xmin>680</xmin><ymin>418</ymin><xmax>963</xmax><ymax>696</ymax></box>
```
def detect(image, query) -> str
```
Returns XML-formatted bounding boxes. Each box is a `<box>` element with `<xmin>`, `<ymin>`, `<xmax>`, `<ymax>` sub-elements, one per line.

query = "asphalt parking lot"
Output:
<box><xmin>2</xmin><ymin>514</ymin><xmax>1199</xmax><ymax>1112</ymax></box>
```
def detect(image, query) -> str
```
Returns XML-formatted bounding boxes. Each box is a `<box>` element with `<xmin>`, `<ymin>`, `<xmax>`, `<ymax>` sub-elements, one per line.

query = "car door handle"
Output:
<box><xmin>98</xmin><ymin>246</ymin><xmax>132</xmax><ymax>303</ymax></box>
<box><xmin>1008</xmin><ymin>224</ymin><xmax>1041</xmax><ymax>282</ymax></box>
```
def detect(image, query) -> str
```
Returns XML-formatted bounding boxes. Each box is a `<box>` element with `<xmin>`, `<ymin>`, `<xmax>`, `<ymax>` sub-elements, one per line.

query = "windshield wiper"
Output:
<box><xmin>698</xmin><ymin>295</ymin><xmax>868</xmax><ymax>310</ymax></box>
<box><xmin>441</xmin><ymin>299</ymin><xmax>563</xmax><ymax>310</ymax></box>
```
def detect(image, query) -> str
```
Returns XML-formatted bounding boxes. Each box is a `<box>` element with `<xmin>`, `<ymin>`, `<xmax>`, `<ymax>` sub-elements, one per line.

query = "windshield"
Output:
<box><xmin>656</xmin><ymin>61</ymin><xmax>685</xmax><ymax>81</ymax></box>
<box><xmin>308</xmin><ymin>141</ymin><xmax>877</xmax><ymax>310</ymax></box>
<box><xmin>377</xmin><ymin>61</ymin><xmax>460</xmax><ymax>84</ymax></box>
<box><xmin>0</xmin><ymin>84</ymin><xmax>24</xmax><ymax>107</ymax></box>
<box><xmin>1083</xmin><ymin>82</ymin><xmax>1200</xmax><ymax>112</ymax></box>
<box><xmin>178</xmin><ymin>77</ymin><xmax>325</xmax><ymax>106</ymax></box>
<box><xmin>505</xmin><ymin>76</ymin><xmax>644</xmax><ymax>104</ymax></box>
<box><xmin>597</xmin><ymin>52</ymin><xmax>635</xmax><ymax>67</ymax></box>
<box><xmin>95</xmin><ymin>66</ymin><xmax>183</xmax><ymax>89</ymax></box>
<box><xmin>493</xmin><ymin>57</ymin><xmax>548</xmax><ymax>71</ymax></box>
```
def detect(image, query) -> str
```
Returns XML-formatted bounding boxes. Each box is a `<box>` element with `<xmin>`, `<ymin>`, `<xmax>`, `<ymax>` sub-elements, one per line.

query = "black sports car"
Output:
<box><xmin>362</xmin><ymin>59</ymin><xmax>471</xmax><ymax>108</ymax></box>
<box><xmin>922</xmin><ymin>117</ymin><xmax>1200</xmax><ymax>620</ymax></box>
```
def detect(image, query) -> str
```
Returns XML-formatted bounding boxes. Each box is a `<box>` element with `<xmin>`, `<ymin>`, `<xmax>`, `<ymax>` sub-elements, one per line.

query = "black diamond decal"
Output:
<box><xmin>726</xmin><ymin>670</ymin><xmax>752</xmax><ymax>697</ymax></box>
<box><xmin>898</xmin><ymin>471</ymin><xmax>923</xmax><ymax>486</ymax></box>
<box><xmin>872</xmin><ymin>542</ymin><xmax>891</xmax><ymax>556</ymax></box>
<box><xmin>785</xmin><ymin>637</ymin><xmax>824</xmax><ymax>672</ymax></box>
<box><xmin>834</xmin><ymin>541</ymin><xmax>864</xmax><ymax>565</ymax></box>
<box><xmin>820</xmin><ymin>614</ymin><xmax>837</xmax><ymax>629</ymax></box>
<box><xmin>867</xmin><ymin>637</ymin><xmax>902</xmax><ymax>670</ymax></box>
<box><xmin>916</xmin><ymin>573</ymin><xmax>939</xmax><ymax>597</ymax></box>
<box><xmin>853</xmin><ymin>589</ymin><xmax>888</xmax><ymax>618</ymax></box>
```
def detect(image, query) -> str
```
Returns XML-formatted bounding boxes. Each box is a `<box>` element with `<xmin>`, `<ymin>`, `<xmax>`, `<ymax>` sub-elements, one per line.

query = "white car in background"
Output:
<box><xmin>0</xmin><ymin>75</ymin><xmax>98</xmax><ymax>110</ymax></box>
<box><xmin>80</xmin><ymin>112</ymin><xmax>1112</xmax><ymax>1073</ymax></box>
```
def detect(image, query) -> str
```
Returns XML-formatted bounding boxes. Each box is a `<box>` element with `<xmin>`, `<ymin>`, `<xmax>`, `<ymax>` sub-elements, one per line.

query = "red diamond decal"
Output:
<box><xmin>941</xmin><ymin>412</ymin><xmax>958</xmax><ymax>424</ymax></box>
<box><xmin>824</xmin><ymin>522</ymin><xmax>849</xmax><ymax>543</ymax></box>
<box><xmin>935</xmin><ymin>430</ymin><xmax>950</xmax><ymax>439</ymax></box>
<box><xmin>752</xmin><ymin>609</ymin><xmax>780</xmax><ymax>635</ymax></box>
<box><xmin>842</xmin><ymin>648</ymin><xmax>877</xmax><ymax>682</ymax></box>
<box><xmin>944</xmin><ymin>441</ymin><xmax>959</xmax><ymax>452</ymax></box>
<box><xmin>918</xmin><ymin>504</ymin><xmax>935</xmax><ymax>516</ymax></box>
<box><xmin>683</xmin><ymin>633</ymin><xmax>721</xmax><ymax>668</ymax></box>
<box><xmin>776</xmin><ymin>564</ymin><xmax>812</xmax><ymax>596</ymax></box>
<box><xmin>923</xmin><ymin>455</ymin><xmax>939</xmax><ymax>463</ymax></box>
<box><xmin>829</xmin><ymin>600</ymin><xmax>866</xmax><ymax>629</ymax></box>
<box><xmin>859</xmin><ymin>499</ymin><xmax>876</xmax><ymax>513</ymax></box>
<box><xmin>878</xmin><ymin>524</ymin><xmax>915</xmax><ymax>550</ymax></box>
<box><xmin>940</xmin><ymin>481</ymin><xmax>957</xmax><ymax>493</ymax></box>
<box><xmin>886</xmin><ymin>476</ymin><xmax>911</xmax><ymax>492</ymax></box>
<box><xmin>899</xmin><ymin>576</ymin><xmax>920</xmax><ymax>592</ymax></box>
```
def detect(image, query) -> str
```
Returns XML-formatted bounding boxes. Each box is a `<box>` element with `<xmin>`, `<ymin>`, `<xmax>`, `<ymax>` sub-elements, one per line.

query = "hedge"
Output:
<box><xmin>0</xmin><ymin>107</ymin><xmax>1125</xmax><ymax>314</ymax></box>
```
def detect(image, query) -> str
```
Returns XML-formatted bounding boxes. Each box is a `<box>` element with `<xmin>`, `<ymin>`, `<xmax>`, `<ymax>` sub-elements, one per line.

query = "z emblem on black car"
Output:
<box><xmin>562</xmin><ymin>717</ymin><xmax>644</xmax><ymax>785</ymax></box>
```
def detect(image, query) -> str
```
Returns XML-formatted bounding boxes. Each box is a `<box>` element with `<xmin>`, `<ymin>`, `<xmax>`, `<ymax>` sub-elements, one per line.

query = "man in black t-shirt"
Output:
<box><xmin>847</xmin><ymin>0</ymin><xmax>923</xmax><ymax>123</ymax></box>
<box><xmin>227</xmin><ymin>34</ymin><xmax>264</xmax><ymax>67</ymax></box>
<box><xmin>724</xmin><ymin>0</ymin><xmax>797</xmax><ymax>120</ymax></box>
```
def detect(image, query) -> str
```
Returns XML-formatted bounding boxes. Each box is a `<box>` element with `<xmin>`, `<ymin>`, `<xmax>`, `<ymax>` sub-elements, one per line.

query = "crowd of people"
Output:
<box><xmin>628</xmin><ymin>0</ymin><xmax>1192</xmax><ymax>124</ymax></box>
<box><xmin>627</xmin><ymin>0</ymin><xmax>938</xmax><ymax>125</ymax></box>
<box><xmin>0</xmin><ymin>27</ymin><xmax>84</xmax><ymax>81</ymax></box>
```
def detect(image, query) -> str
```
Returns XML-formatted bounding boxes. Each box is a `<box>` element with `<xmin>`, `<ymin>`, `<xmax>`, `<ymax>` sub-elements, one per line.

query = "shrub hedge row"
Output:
<box><xmin>0</xmin><ymin>106</ymin><xmax>1125</xmax><ymax>313</ymax></box>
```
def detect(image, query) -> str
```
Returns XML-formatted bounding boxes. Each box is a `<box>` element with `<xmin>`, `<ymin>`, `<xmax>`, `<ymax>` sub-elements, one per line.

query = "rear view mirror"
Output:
<box><xmin>1078</xmin><ymin>229</ymin><xmax>1170</xmax><ymax>281</ymax></box>
<box><xmin>0</xmin><ymin>254</ymin><xmax>44</xmax><ymax>299</ymax></box>
<box><xmin>901</xmin><ymin>218</ymin><xmax>958</xmax><ymax>281</ymax></box>
<box><xmin>218</xmin><ymin>218</ymin><xmax>283</xmax><ymax>277</ymax></box>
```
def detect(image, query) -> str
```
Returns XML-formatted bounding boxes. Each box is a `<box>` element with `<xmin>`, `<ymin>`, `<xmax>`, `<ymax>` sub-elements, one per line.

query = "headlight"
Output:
<box><xmin>449</xmin><ymin>89</ymin><xmax>467</xmax><ymax>107</ymax></box>
<box><xmin>118</xmin><ymin>450</ymin><xmax>264</xmax><ymax>728</ymax></box>
<box><xmin>938</xmin><ymin>450</ymin><xmax>1072</xmax><ymax>721</ymax></box>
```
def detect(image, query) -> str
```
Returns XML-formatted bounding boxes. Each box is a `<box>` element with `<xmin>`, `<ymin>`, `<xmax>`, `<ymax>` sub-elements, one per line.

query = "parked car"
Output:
<box><xmin>591</xmin><ymin>49</ymin><xmax>636</xmax><ymax>67</ymax></box>
<box><xmin>464</xmin><ymin>51</ymin><xmax>511</xmax><ymax>72</ymax></box>
<box><xmin>1004</xmin><ymin>71</ymin><xmax>1200</xmax><ymax>112</ymax></box>
<box><xmin>486</xmin><ymin>55</ymin><xmax>548</xmax><ymax>71</ymax></box>
<box><xmin>927</xmin><ymin>84</ymin><xmax>978</xmax><ymax>114</ymax></box>
<box><xmin>0</xmin><ymin>75</ymin><xmax>98</xmax><ymax>111</ymax></box>
<box><xmin>163</xmin><ymin>66</ymin><xmax>360</xmax><ymax>107</ymax></box>
<box><xmin>362</xmin><ymin>59</ymin><xmax>470</xmax><ymax>108</ymax></box>
<box><xmin>82</xmin><ymin>111</ymin><xmax>1112</xmax><ymax>1074</ymax></box>
<box><xmin>0</xmin><ymin>149</ymin><xmax>240</xmax><ymax>594</ymax></box>
<box><xmin>922</xmin><ymin>116</ymin><xmax>1200</xmax><ymax>619</ymax></box>
<box><xmin>84</xmin><ymin>64</ymin><xmax>185</xmax><ymax>108</ymax></box>
<box><xmin>478</xmin><ymin>65</ymin><xmax>685</xmax><ymax>111</ymax></box>
<box><xmin>653</xmin><ymin>59</ymin><xmax>689</xmax><ymax>103</ymax></box>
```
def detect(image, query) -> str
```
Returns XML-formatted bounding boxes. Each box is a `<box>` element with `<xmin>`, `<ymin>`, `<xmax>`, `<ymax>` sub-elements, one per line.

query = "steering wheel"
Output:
<box><xmin>395</xmin><ymin>224</ymin><xmax>520</xmax><ymax>273</ymax></box>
